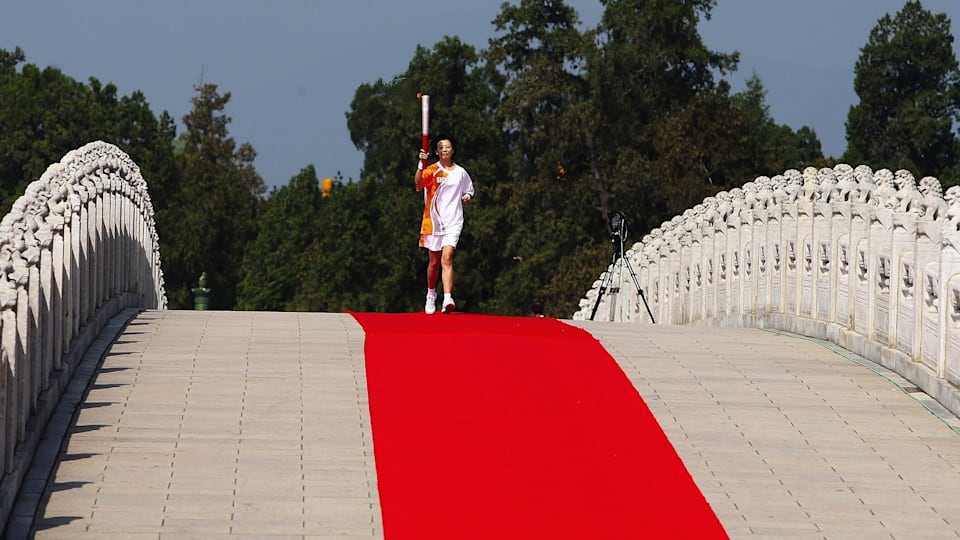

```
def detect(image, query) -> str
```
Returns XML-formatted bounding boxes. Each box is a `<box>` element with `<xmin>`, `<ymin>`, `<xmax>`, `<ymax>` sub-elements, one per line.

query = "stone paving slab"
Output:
<box><xmin>569</xmin><ymin>321</ymin><xmax>960</xmax><ymax>539</ymax></box>
<box><xmin>11</xmin><ymin>311</ymin><xmax>960</xmax><ymax>539</ymax></box>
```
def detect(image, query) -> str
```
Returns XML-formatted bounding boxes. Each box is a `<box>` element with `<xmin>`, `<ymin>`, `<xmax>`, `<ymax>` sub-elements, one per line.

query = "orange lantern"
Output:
<box><xmin>322</xmin><ymin>177</ymin><xmax>333</xmax><ymax>198</ymax></box>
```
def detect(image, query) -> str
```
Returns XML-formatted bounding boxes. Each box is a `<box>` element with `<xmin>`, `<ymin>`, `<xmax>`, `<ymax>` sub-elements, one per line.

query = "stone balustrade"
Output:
<box><xmin>575</xmin><ymin>164</ymin><xmax>960</xmax><ymax>418</ymax></box>
<box><xmin>0</xmin><ymin>141</ymin><xmax>165</xmax><ymax>523</ymax></box>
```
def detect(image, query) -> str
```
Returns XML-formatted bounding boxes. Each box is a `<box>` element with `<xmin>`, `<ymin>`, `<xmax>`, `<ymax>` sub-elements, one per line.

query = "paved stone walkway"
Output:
<box><xmin>10</xmin><ymin>310</ymin><xmax>960</xmax><ymax>539</ymax></box>
<box><xmin>20</xmin><ymin>311</ymin><xmax>379</xmax><ymax>539</ymax></box>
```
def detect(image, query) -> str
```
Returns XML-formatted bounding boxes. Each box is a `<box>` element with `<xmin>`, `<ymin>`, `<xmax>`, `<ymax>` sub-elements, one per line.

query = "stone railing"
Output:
<box><xmin>0</xmin><ymin>141</ymin><xmax>165</xmax><ymax>525</ymax></box>
<box><xmin>575</xmin><ymin>164</ymin><xmax>960</xmax><ymax>417</ymax></box>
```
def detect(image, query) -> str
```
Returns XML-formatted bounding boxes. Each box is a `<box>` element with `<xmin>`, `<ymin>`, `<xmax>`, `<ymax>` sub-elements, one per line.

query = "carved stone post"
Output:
<box><xmin>797</xmin><ymin>168</ymin><xmax>818</xmax><ymax>318</ymax></box>
<box><xmin>893</xmin><ymin>209</ymin><xmax>919</xmax><ymax>358</ymax></box>
<box><xmin>727</xmin><ymin>190</ymin><xmax>744</xmax><ymax>317</ymax></box>
<box><xmin>46</xmin><ymin>188</ymin><xmax>66</xmax><ymax>371</ymax></box>
<box><xmin>646</xmin><ymin>235</ymin><xmax>665</xmax><ymax>324</ymax></box>
<box><xmin>869</xmin><ymin>170</ymin><xmax>897</xmax><ymax>345</ymax></box>
<box><xmin>701</xmin><ymin>201</ymin><xmax>717</xmax><ymax>319</ymax></box>
<box><xmin>667</xmin><ymin>228</ymin><xmax>683</xmax><ymax>325</ymax></box>
<box><xmin>831</xmin><ymin>168</ymin><xmax>855</xmax><ymax>330</ymax></box>
<box><xmin>813</xmin><ymin>169</ymin><xmax>835</xmax><ymax>323</ymax></box>
<box><xmin>715</xmin><ymin>194</ymin><xmax>731</xmax><ymax>318</ymax></box>
<box><xmin>0</xmin><ymin>241</ymin><xmax>17</xmax><ymax>473</ymax></box>
<box><xmin>781</xmin><ymin>199</ymin><xmax>800</xmax><ymax>316</ymax></box>
<box><xmin>850</xmin><ymin>168</ymin><xmax>875</xmax><ymax>336</ymax></box>
<box><xmin>678</xmin><ymin>221</ymin><xmax>693</xmax><ymax>324</ymax></box>
<box><xmin>688</xmin><ymin>209</ymin><xmax>704</xmax><ymax>323</ymax></box>
<box><xmin>768</xmin><ymin>204</ymin><xmax>784</xmax><ymax>314</ymax></box>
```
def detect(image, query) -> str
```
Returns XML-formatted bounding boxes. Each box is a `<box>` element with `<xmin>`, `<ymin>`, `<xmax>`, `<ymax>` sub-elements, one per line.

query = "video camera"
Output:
<box><xmin>609</xmin><ymin>211</ymin><xmax>628</xmax><ymax>243</ymax></box>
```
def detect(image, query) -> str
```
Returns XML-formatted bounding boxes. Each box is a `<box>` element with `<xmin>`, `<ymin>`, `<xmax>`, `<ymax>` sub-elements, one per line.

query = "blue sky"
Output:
<box><xmin>3</xmin><ymin>1</ymin><xmax>960</xmax><ymax>189</ymax></box>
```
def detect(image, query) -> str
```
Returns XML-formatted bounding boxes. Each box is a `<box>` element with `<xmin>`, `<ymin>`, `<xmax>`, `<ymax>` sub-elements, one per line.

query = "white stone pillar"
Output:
<box><xmin>870</xmin><ymin>207</ymin><xmax>894</xmax><ymax>345</ymax></box>
<box><xmin>797</xmin><ymin>186</ymin><xmax>816</xmax><ymax>318</ymax></box>
<box><xmin>36</xmin><ymin>215</ymin><xmax>54</xmax><ymax>387</ymax></box>
<box><xmin>11</xmin><ymin>252</ymin><xmax>31</xmax><ymax>442</ymax></box>
<box><xmin>726</xmin><ymin>197</ymin><xmax>744</xmax><ymax>317</ymax></box>
<box><xmin>832</xmin><ymin>199</ymin><xmax>853</xmax><ymax>329</ymax></box>
<box><xmin>893</xmin><ymin>211</ymin><xmax>919</xmax><ymax>358</ymax></box>
<box><xmin>646</xmin><ymin>240</ymin><xmax>664</xmax><ymax>324</ymax></box>
<box><xmin>781</xmin><ymin>202</ymin><xmax>800</xmax><ymax>316</ymax></box>
<box><xmin>753</xmin><ymin>207</ymin><xmax>770</xmax><ymax>315</ymax></box>
<box><xmin>689</xmin><ymin>225</ymin><xmax>704</xmax><ymax>323</ymax></box>
<box><xmin>715</xmin><ymin>204</ymin><xmax>730</xmax><ymax>318</ymax></box>
<box><xmin>47</xmin><ymin>195</ymin><xmax>66</xmax><ymax>371</ymax></box>
<box><xmin>767</xmin><ymin>209</ymin><xmax>783</xmax><ymax>314</ymax></box>
<box><xmin>813</xmin><ymin>197</ymin><xmax>834</xmax><ymax>323</ymax></box>
<box><xmin>918</xmin><ymin>219</ymin><xmax>944</xmax><ymax>372</ymax></box>
<box><xmin>668</xmin><ymin>243</ymin><xmax>681</xmax><ymax>325</ymax></box>
<box><xmin>0</xmin><ymin>290</ymin><xmax>16</xmax><ymax>473</ymax></box>
<box><xmin>70</xmin><ymin>193</ymin><xmax>82</xmax><ymax>338</ymax></box>
<box><xmin>851</xmin><ymin>200</ymin><xmax>872</xmax><ymax>337</ymax></box>
<box><xmin>739</xmin><ymin>206</ymin><xmax>756</xmax><ymax>316</ymax></box>
<box><xmin>679</xmin><ymin>235</ymin><xmax>693</xmax><ymax>324</ymax></box>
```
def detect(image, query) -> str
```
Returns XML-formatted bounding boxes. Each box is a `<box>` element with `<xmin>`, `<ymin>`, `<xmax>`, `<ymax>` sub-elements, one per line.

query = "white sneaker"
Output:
<box><xmin>442</xmin><ymin>297</ymin><xmax>456</xmax><ymax>313</ymax></box>
<box><xmin>425</xmin><ymin>291</ymin><xmax>437</xmax><ymax>314</ymax></box>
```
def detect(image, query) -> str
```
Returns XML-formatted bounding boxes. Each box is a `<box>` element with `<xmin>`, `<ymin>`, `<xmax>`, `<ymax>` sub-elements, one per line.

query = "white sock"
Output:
<box><xmin>427</xmin><ymin>288</ymin><xmax>436</xmax><ymax>296</ymax></box>
<box><xmin>444</xmin><ymin>293</ymin><xmax>453</xmax><ymax>302</ymax></box>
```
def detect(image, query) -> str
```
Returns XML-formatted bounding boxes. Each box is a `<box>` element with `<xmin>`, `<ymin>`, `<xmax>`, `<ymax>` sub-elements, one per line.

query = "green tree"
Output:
<box><xmin>161</xmin><ymin>83</ymin><xmax>265</xmax><ymax>309</ymax></box>
<box><xmin>845</xmin><ymin>0</ymin><xmax>960</xmax><ymax>185</ymax></box>
<box><xmin>587</xmin><ymin>0</ymin><xmax>740</xmax><ymax>228</ymax></box>
<box><xmin>292</xmin><ymin>175</ymin><xmax>379</xmax><ymax>311</ymax></box>
<box><xmin>236</xmin><ymin>165</ymin><xmax>324</xmax><ymax>310</ymax></box>
<box><xmin>482</xmin><ymin>0</ymin><xmax>602</xmax><ymax>316</ymax></box>
<box><xmin>481</xmin><ymin>0</ymin><xmax>762</xmax><ymax>315</ymax></box>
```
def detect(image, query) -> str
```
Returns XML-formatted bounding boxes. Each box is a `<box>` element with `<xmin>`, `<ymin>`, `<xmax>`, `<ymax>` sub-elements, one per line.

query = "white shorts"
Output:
<box><xmin>421</xmin><ymin>233</ymin><xmax>459</xmax><ymax>251</ymax></box>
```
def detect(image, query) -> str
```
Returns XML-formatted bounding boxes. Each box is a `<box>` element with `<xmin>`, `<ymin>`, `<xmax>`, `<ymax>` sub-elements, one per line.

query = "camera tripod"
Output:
<box><xmin>589</xmin><ymin>232</ymin><xmax>655</xmax><ymax>323</ymax></box>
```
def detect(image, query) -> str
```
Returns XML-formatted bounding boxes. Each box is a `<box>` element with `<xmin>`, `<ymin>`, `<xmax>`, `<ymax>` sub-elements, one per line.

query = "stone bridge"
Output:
<box><xmin>576</xmin><ymin>165</ymin><xmax>960</xmax><ymax>419</ymax></box>
<box><xmin>0</xmin><ymin>142</ymin><xmax>164</xmax><ymax>532</ymax></box>
<box><xmin>0</xmin><ymin>145</ymin><xmax>957</xmax><ymax>537</ymax></box>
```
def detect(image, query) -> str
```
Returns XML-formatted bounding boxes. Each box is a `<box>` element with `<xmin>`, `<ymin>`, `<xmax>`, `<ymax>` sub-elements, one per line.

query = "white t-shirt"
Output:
<box><xmin>417</xmin><ymin>162</ymin><xmax>475</xmax><ymax>238</ymax></box>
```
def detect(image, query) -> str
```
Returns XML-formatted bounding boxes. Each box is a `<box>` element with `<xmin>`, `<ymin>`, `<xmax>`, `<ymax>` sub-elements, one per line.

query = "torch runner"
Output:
<box><xmin>418</xmin><ymin>93</ymin><xmax>430</xmax><ymax>169</ymax></box>
<box><xmin>412</xmin><ymin>92</ymin><xmax>474</xmax><ymax>315</ymax></box>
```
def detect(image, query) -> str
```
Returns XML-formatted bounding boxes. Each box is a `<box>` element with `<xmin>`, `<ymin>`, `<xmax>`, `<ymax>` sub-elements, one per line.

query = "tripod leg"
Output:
<box><xmin>622</xmin><ymin>257</ymin><xmax>656</xmax><ymax>324</ymax></box>
<box><xmin>589</xmin><ymin>253</ymin><xmax>618</xmax><ymax>321</ymax></box>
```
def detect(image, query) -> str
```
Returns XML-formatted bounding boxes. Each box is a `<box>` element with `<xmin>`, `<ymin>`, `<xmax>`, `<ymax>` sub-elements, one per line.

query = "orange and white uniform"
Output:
<box><xmin>416</xmin><ymin>162</ymin><xmax>474</xmax><ymax>248</ymax></box>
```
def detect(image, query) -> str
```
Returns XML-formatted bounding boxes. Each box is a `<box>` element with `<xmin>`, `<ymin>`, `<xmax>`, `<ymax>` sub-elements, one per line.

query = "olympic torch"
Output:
<box><xmin>418</xmin><ymin>93</ymin><xmax>430</xmax><ymax>169</ymax></box>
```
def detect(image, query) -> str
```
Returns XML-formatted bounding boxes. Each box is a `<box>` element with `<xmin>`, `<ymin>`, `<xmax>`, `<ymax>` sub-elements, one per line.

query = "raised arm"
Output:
<box><xmin>415</xmin><ymin>149</ymin><xmax>430</xmax><ymax>190</ymax></box>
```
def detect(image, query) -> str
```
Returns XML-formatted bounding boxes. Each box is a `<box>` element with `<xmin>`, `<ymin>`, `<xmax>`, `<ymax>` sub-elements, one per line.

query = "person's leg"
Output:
<box><xmin>427</xmin><ymin>249</ymin><xmax>441</xmax><ymax>290</ymax></box>
<box><xmin>440</xmin><ymin>245</ymin><xmax>456</xmax><ymax>293</ymax></box>
<box><xmin>441</xmin><ymin>245</ymin><xmax>456</xmax><ymax>312</ymax></box>
<box><xmin>424</xmin><ymin>246</ymin><xmax>442</xmax><ymax>314</ymax></box>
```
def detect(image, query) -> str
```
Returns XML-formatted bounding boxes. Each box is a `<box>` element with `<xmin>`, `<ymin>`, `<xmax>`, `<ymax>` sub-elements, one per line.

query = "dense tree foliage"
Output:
<box><xmin>0</xmin><ymin>47</ymin><xmax>178</xmax><ymax>215</ymax></box>
<box><xmin>236</xmin><ymin>165</ymin><xmax>326</xmax><ymax>311</ymax></box>
<box><xmin>845</xmin><ymin>0</ymin><xmax>960</xmax><ymax>186</ymax></box>
<box><xmin>3</xmin><ymin>0</ymin><xmax>957</xmax><ymax>316</ymax></box>
<box><xmin>0</xmin><ymin>50</ymin><xmax>263</xmax><ymax>310</ymax></box>
<box><xmin>161</xmin><ymin>83</ymin><xmax>266</xmax><ymax>309</ymax></box>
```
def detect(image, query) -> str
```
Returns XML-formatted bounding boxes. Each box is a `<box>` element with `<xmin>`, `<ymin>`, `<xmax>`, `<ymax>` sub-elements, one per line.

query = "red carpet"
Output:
<box><xmin>351</xmin><ymin>312</ymin><xmax>726</xmax><ymax>539</ymax></box>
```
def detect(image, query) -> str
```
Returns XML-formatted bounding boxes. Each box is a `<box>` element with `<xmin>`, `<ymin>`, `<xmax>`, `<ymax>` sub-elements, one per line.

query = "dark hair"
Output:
<box><xmin>434</xmin><ymin>134</ymin><xmax>456</xmax><ymax>151</ymax></box>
